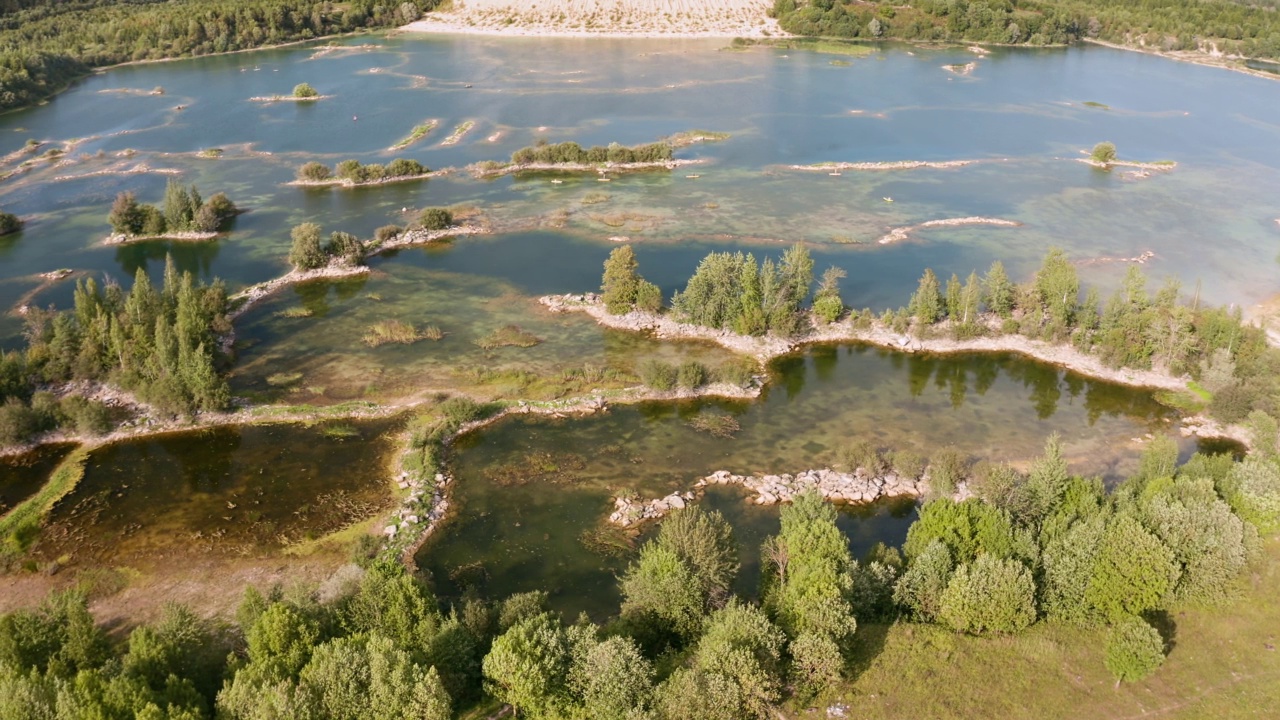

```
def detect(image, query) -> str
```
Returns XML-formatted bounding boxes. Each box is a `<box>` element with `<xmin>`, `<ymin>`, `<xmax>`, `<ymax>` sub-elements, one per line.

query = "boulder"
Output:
<box><xmin>668</xmin><ymin>495</ymin><xmax>686</xmax><ymax>509</ymax></box>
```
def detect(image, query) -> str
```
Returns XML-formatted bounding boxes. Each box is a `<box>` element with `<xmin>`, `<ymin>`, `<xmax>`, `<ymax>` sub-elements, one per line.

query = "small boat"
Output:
<box><xmin>883</xmin><ymin>197</ymin><xmax>894</xmax><ymax>203</ymax></box>
<box><xmin>686</xmin><ymin>174</ymin><xmax>700</xmax><ymax>179</ymax></box>
<box><xmin>829</xmin><ymin>171</ymin><xmax>842</xmax><ymax>177</ymax></box>
<box><xmin>550</xmin><ymin>179</ymin><xmax>563</xmax><ymax>184</ymax></box>
<box><xmin>597</xmin><ymin>177</ymin><xmax>612</xmax><ymax>182</ymax></box>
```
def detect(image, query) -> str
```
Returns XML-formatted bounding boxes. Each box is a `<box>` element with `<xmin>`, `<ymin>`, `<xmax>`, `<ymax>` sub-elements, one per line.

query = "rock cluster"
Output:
<box><xmin>385</xmin><ymin>472</ymin><xmax>451</xmax><ymax>539</ymax></box>
<box><xmin>609</xmin><ymin>467</ymin><xmax>971</xmax><ymax>528</ymax></box>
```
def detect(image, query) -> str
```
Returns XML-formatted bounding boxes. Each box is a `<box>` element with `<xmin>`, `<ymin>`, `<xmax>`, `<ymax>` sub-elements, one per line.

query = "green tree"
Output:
<box><xmin>482</xmin><ymin>613</ymin><xmax>570</xmax><ymax>719</ymax></box>
<box><xmin>909</xmin><ymin>268</ymin><xmax>944</xmax><ymax>324</ymax></box>
<box><xmin>760</xmin><ymin>492</ymin><xmax>857</xmax><ymax>644</ymax></box>
<box><xmin>1035</xmin><ymin>248</ymin><xmax>1080</xmax><ymax>327</ymax></box>
<box><xmin>812</xmin><ymin>266</ymin><xmax>846</xmax><ymax>323</ymax></box>
<box><xmin>938</xmin><ymin>554</ymin><xmax>1037</xmax><ymax>634</ymax></box>
<box><xmin>1085</xmin><ymin>514</ymin><xmax>1180</xmax><ymax>622</ymax></box>
<box><xmin>571</xmin><ymin>636</ymin><xmax>652</xmax><ymax>720</ymax></box>
<box><xmin>419</xmin><ymin>208</ymin><xmax>453</xmax><ymax>231</ymax></box>
<box><xmin>655</xmin><ymin>507</ymin><xmax>739</xmax><ymax>610</ymax></box>
<box><xmin>619</xmin><ymin>544</ymin><xmax>706</xmax><ymax>642</ymax></box>
<box><xmin>983</xmin><ymin>260</ymin><xmax>1014</xmax><ymax>318</ymax></box>
<box><xmin>601</xmin><ymin>245</ymin><xmax>641</xmax><ymax>315</ymax></box>
<box><xmin>288</xmin><ymin>223</ymin><xmax>327</xmax><ymax>271</ymax></box>
<box><xmin>1104</xmin><ymin>616</ymin><xmax>1165</xmax><ymax>684</ymax></box>
<box><xmin>292</xmin><ymin>82</ymin><xmax>319</xmax><ymax>98</ymax></box>
<box><xmin>1091</xmin><ymin>141</ymin><xmax>1117</xmax><ymax>164</ymax></box>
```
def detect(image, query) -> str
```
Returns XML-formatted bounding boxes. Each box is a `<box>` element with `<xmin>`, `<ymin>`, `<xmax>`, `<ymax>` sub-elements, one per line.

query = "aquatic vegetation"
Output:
<box><xmin>362</xmin><ymin>319</ymin><xmax>442</xmax><ymax>347</ymax></box>
<box><xmin>0</xmin><ymin>448</ymin><xmax>88</xmax><ymax>559</ymax></box>
<box><xmin>581</xmin><ymin>192</ymin><xmax>611</xmax><ymax>205</ymax></box>
<box><xmin>272</xmin><ymin>307</ymin><xmax>314</xmax><ymax>319</ymax></box>
<box><xmin>579</xmin><ymin>525</ymin><xmax>635</xmax><ymax>557</ymax></box>
<box><xmin>265</xmin><ymin>372</ymin><xmax>304</xmax><ymax>386</ymax></box>
<box><xmin>389</xmin><ymin>119</ymin><xmax>439</xmax><ymax>150</ymax></box>
<box><xmin>320</xmin><ymin>422</ymin><xmax>359</xmax><ymax>439</ymax></box>
<box><xmin>688</xmin><ymin>411</ymin><xmax>740</xmax><ymax>438</ymax></box>
<box><xmin>440</xmin><ymin>120</ymin><xmax>475</xmax><ymax>146</ymax></box>
<box><xmin>475</xmin><ymin>324</ymin><xmax>541</xmax><ymax>350</ymax></box>
<box><xmin>0</xmin><ymin>211</ymin><xmax>22</xmax><ymax>236</ymax></box>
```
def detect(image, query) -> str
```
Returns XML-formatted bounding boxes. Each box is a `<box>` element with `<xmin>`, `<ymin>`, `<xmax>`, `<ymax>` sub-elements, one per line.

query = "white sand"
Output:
<box><xmin>403</xmin><ymin>0</ymin><xmax>779</xmax><ymax>38</ymax></box>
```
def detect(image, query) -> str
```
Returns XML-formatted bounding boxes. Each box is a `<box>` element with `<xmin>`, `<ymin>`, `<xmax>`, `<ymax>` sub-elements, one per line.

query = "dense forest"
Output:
<box><xmin>771</xmin><ymin>0</ymin><xmax>1280</xmax><ymax>60</ymax></box>
<box><xmin>0</xmin><ymin>0</ymin><xmax>439</xmax><ymax>112</ymax></box>
<box><xmin>0</xmin><ymin>255</ymin><xmax>231</xmax><ymax>445</ymax></box>
<box><xmin>2</xmin><ymin>432</ymin><xmax>1278</xmax><ymax>717</ymax></box>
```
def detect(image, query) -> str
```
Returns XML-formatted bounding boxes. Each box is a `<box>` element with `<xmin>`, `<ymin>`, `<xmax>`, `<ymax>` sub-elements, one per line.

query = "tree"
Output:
<box><xmin>654</xmin><ymin>506</ymin><xmax>739</xmax><ymax>611</ymax></box>
<box><xmin>292</xmin><ymin>82</ymin><xmax>319</xmax><ymax>99</ymax></box>
<box><xmin>635</xmin><ymin>281</ymin><xmax>663</xmax><ymax>313</ymax></box>
<box><xmin>572</xmin><ymin>636</ymin><xmax>652</xmax><ymax>720</ymax></box>
<box><xmin>326</xmin><ymin>231</ymin><xmax>364</xmax><ymax>265</ymax></box>
<box><xmin>482</xmin><ymin>613</ymin><xmax>569</xmax><ymax>719</ymax></box>
<box><xmin>909</xmin><ymin>268</ymin><xmax>944</xmax><ymax>324</ymax></box>
<box><xmin>1104</xmin><ymin>616</ymin><xmax>1165</xmax><ymax>684</ymax></box>
<box><xmin>812</xmin><ymin>266</ymin><xmax>845</xmax><ymax>323</ymax></box>
<box><xmin>1091</xmin><ymin>141</ymin><xmax>1117</xmax><ymax>164</ymax></box>
<box><xmin>938</xmin><ymin>554</ymin><xmax>1037</xmax><ymax>634</ymax></box>
<box><xmin>289</xmin><ymin>223</ymin><xmax>327</xmax><ymax>271</ymax></box>
<box><xmin>619</xmin><ymin>544</ymin><xmax>706</xmax><ymax>642</ymax></box>
<box><xmin>1085</xmin><ymin>514</ymin><xmax>1180</xmax><ymax>622</ymax></box>
<box><xmin>1034</xmin><ymin>248</ymin><xmax>1080</xmax><ymax>327</ymax></box>
<box><xmin>687</xmin><ymin>602</ymin><xmax>786</xmax><ymax>720</ymax></box>
<box><xmin>983</xmin><ymin>260</ymin><xmax>1014</xmax><ymax>318</ymax></box>
<box><xmin>601</xmin><ymin>245</ymin><xmax>641</xmax><ymax>315</ymax></box>
<box><xmin>761</xmin><ymin>492</ymin><xmax>857</xmax><ymax>644</ymax></box>
<box><xmin>297</xmin><ymin>162</ymin><xmax>332</xmax><ymax>182</ymax></box>
<box><xmin>903</xmin><ymin>499</ymin><xmax>1031</xmax><ymax>565</ymax></box>
<box><xmin>0</xmin><ymin>211</ymin><xmax>23</xmax><ymax>235</ymax></box>
<box><xmin>108</xmin><ymin>191</ymin><xmax>144</xmax><ymax>235</ymax></box>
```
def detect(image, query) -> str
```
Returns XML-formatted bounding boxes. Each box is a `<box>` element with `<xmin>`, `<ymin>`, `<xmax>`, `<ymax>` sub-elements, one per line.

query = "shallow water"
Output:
<box><xmin>0</xmin><ymin>443</ymin><xmax>77</xmax><ymax>517</ymax></box>
<box><xmin>31</xmin><ymin>419</ymin><xmax>400</xmax><ymax>567</ymax></box>
<box><xmin>417</xmin><ymin>343</ymin><xmax>1185</xmax><ymax>617</ymax></box>
<box><xmin>2</xmin><ymin>34</ymin><xmax>1274</xmax><ymax>592</ymax></box>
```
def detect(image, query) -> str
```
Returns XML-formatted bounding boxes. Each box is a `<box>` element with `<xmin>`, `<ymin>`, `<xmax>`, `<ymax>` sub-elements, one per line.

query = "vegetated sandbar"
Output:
<box><xmin>439</xmin><ymin>121</ymin><xmax>475</xmax><ymax>147</ymax></box>
<box><xmin>1077</xmin><ymin>157</ymin><xmax>1178</xmax><ymax>171</ymax></box>
<box><xmin>540</xmin><ymin>292</ymin><xmax>1189</xmax><ymax>391</ymax></box>
<box><xmin>388</xmin><ymin>119</ymin><xmax>439</xmax><ymax>151</ymax></box>
<box><xmin>471</xmin><ymin>158</ymin><xmax>704</xmax><ymax>179</ymax></box>
<box><xmin>286</xmin><ymin>168</ymin><xmax>450</xmax><ymax>188</ymax></box>
<box><xmin>248</xmin><ymin>94</ymin><xmax>334</xmax><ymax>102</ymax></box>
<box><xmin>51</xmin><ymin>162</ymin><xmax>183</xmax><ymax>183</ymax></box>
<box><xmin>877</xmin><ymin>216</ymin><xmax>1021</xmax><ymax>245</ymax></box>
<box><xmin>789</xmin><ymin>159</ymin><xmax>975</xmax><ymax>172</ymax></box>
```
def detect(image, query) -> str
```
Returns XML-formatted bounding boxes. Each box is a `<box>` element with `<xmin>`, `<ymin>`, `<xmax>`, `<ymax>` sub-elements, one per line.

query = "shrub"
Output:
<box><xmin>335</xmin><ymin>159</ymin><xmax>364</xmax><ymax>181</ymax></box>
<box><xmin>892</xmin><ymin>449</ymin><xmax>926</xmax><ymax>480</ymax></box>
<box><xmin>0</xmin><ymin>397</ymin><xmax>38</xmax><ymax>445</ymax></box>
<box><xmin>0</xmin><ymin>212</ymin><xmax>22</xmax><ymax>235</ymax></box>
<box><xmin>839</xmin><ymin>440</ymin><xmax>884</xmax><ymax>475</ymax></box>
<box><xmin>716</xmin><ymin>357</ymin><xmax>757</xmax><ymax>388</ymax></box>
<box><xmin>677</xmin><ymin>361</ymin><xmax>708</xmax><ymax>389</ymax></box>
<box><xmin>362</xmin><ymin>320</ymin><xmax>421</xmax><ymax>347</ymax></box>
<box><xmin>1090</xmin><ymin>141</ymin><xmax>1117</xmax><ymax>164</ymax></box>
<box><xmin>292</xmin><ymin>82</ymin><xmax>319</xmax><ymax>98</ymax></box>
<box><xmin>812</xmin><ymin>294</ymin><xmax>843</xmax><ymax>323</ymax></box>
<box><xmin>297</xmin><ymin>162</ymin><xmax>332</xmax><ymax>182</ymax></box>
<box><xmin>635</xmin><ymin>281</ymin><xmax>663</xmax><ymax>313</ymax></box>
<box><xmin>1104</xmin><ymin>616</ymin><xmax>1165</xmax><ymax>683</ymax></box>
<box><xmin>938</xmin><ymin>554</ymin><xmax>1037</xmax><ymax>634</ymax></box>
<box><xmin>289</xmin><ymin>223</ymin><xmax>327</xmax><ymax>271</ymax></box>
<box><xmin>927</xmin><ymin>447</ymin><xmax>970</xmax><ymax>496</ymax></box>
<box><xmin>326</xmin><ymin>231</ymin><xmax>364</xmax><ymax>265</ymax></box>
<box><xmin>374</xmin><ymin>225</ymin><xmax>402</xmax><ymax>244</ymax></box>
<box><xmin>60</xmin><ymin>396</ymin><xmax>111</xmax><ymax>436</ymax></box>
<box><xmin>386</xmin><ymin>158</ymin><xmax>426</xmax><ymax>177</ymax></box>
<box><xmin>420</xmin><ymin>208</ymin><xmax>454</xmax><ymax>231</ymax></box>
<box><xmin>639</xmin><ymin>360</ymin><xmax>677</xmax><ymax>391</ymax></box>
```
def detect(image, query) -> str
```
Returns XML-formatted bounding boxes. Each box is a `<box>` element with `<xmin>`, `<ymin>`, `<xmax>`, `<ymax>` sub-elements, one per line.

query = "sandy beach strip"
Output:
<box><xmin>402</xmin><ymin>0</ymin><xmax>779</xmax><ymax>38</ymax></box>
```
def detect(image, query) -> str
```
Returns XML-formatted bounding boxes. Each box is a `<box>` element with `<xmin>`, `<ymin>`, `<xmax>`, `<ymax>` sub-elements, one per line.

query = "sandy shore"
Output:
<box><xmin>101</xmin><ymin>230</ymin><xmax>219</xmax><ymax>247</ymax></box>
<box><xmin>401</xmin><ymin>0</ymin><xmax>778</xmax><ymax>38</ymax></box>
<box><xmin>540</xmin><ymin>293</ymin><xmax>1190</xmax><ymax>391</ymax></box>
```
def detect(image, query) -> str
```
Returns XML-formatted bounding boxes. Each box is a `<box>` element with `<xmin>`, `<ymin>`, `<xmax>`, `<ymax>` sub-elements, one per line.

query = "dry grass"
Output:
<box><xmin>475</xmin><ymin>324</ymin><xmax>542</xmax><ymax>350</ymax></box>
<box><xmin>361</xmin><ymin>319</ymin><xmax>442</xmax><ymax>347</ymax></box>
<box><xmin>688</xmin><ymin>412</ymin><xmax>740</xmax><ymax>438</ymax></box>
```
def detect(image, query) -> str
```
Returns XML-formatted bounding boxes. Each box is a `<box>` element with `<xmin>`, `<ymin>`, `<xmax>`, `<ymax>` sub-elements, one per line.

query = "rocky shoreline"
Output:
<box><xmin>102</xmin><ymin>230</ymin><xmax>219</xmax><ymax>246</ymax></box>
<box><xmin>539</xmin><ymin>293</ymin><xmax>1191</xmax><ymax>391</ymax></box>
<box><xmin>610</xmin><ymin>467</ymin><xmax>970</xmax><ymax>528</ymax></box>
<box><xmin>286</xmin><ymin>169</ymin><xmax>449</xmax><ymax>188</ymax></box>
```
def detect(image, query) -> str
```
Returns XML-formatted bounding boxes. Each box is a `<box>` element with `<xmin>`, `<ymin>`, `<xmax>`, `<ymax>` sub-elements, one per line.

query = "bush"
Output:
<box><xmin>927</xmin><ymin>448</ymin><xmax>970</xmax><ymax>496</ymax></box>
<box><xmin>892</xmin><ymin>449</ymin><xmax>926</xmax><ymax>480</ymax></box>
<box><xmin>839</xmin><ymin>440</ymin><xmax>884</xmax><ymax>475</ymax></box>
<box><xmin>297</xmin><ymin>162</ymin><xmax>332</xmax><ymax>182</ymax></box>
<box><xmin>326</xmin><ymin>231</ymin><xmax>364</xmax><ymax>265</ymax></box>
<box><xmin>60</xmin><ymin>395</ymin><xmax>111</xmax><ymax>436</ymax></box>
<box><xmin>0</xmin><ymin>397</ymin><xmax>38</xmax><ymax>445</ymax></box>
<box><xmin>289</xmin><ymin>223</ymin><xmax>327</xmax><ymax>271</ymax></box>
<box><xmin>385</xmin><ymin>158</ymin><xmax>426</xmax><ymax>177</ymax></box>
<box><xmin>0</xmin><ymin>211</ymin><xmax>22</xmax><ymax>235</ymax></box>
<box><xmin>938</xmin><ymin>554</ymin><xmax>1037</xmax><ymax>634</ymax></box>
<box><xmin>1104</xmin><ymin>616</ymin><xmax>1165</xmax><ymax>683</ymax></box>
<box><xmin>635</xmin><ymin>281</ymin><xmax>663</xmax><ymax>313</ymax></box>
<box><xmin>1090</xmin><ymin>141</ymin><xmax>1117</xmax><ymax>164</ymax></box>
<box><xmin>335</xmin><ymin>159</ymin><xmax>364</xmax><ymax>181</ymax></box>
<box><xmin>716</xmin><ymin>357</ymin><xmax>757</xmax><ymax>388</ymax></box>
<box><xmin>420</xmin><ymin>208</ymin><xmax>454</xmax><ymax>231</ymax></box>
<box><xmin>677</xmin><ymin>361</ymin><xmax>708</xmax><ymax>389</ymax></box>
<box><xmin>639</xmin><ymin>360</ymin><xmax>677</xmax><ymax>391</ymax></box>
<box><xmin>374</xmin><ymin>225</ymin><xmax>402</xmax><ymax>244</ymax></box>
<box><xmin>292</xmin><ymin>82</ymin><xmax>319</xmax><ymax>98</ymax></box>
<box><xmin>812</xmin><ymin>294</ymin><xmax>843</xmax><ymax>323</ymax></box>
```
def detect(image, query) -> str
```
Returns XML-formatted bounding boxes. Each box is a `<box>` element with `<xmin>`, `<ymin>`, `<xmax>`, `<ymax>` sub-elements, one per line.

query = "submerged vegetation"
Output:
<box><xmin>107</xmin><ymin>180</ymin><xmax>238</xmax><ymax>237</ymax></box>
<box><xmin>361</xmin><ymin>320</ymin><xmax>443</xmax><ymax>347</ymax></box>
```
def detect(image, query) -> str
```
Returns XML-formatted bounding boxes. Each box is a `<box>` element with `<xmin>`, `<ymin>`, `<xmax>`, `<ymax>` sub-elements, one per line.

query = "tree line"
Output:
<box><xmin>603</xmin><ymin>244</ymin><xmax>1279</xmax><ymax>426</ymax></box>
<box><xmin>108</xmin><ymin>180</ymin><xmax>238</xmax><ymax>237</ymax></box>
<box><xmin>2</xmin><ymin>434</ymin><xmax>1277</xmax><ymax>717</ymax></box>
<box><xmin>769</xmin><ymin>0</ymin><xmax>1280</xmax><ymax>60</ymax></box>
<box><xmin>296</xmin><ymin>158</ymin><xmax>429</xmax><ymax>184</ymax></box>
<box><xmin>0</xmin><ymin>255</ymin><xmax>230</xmax><ymax>446</ymax></box>
<box><xmin>0</xmin><ymin>0</ymin><xmax>440</xmax><ymax>113</ymax></box>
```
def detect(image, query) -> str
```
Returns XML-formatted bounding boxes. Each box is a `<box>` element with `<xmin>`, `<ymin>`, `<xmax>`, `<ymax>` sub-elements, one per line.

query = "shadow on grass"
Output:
<box><xmin>1145</xmin><ymin>609</ymin><xmax>1179</xmax><ymax>654</ymax></box>
<box><xmin>846</xmin><ymin>620</ymin><xmax>893</xmax><ymax>680</ymax></box>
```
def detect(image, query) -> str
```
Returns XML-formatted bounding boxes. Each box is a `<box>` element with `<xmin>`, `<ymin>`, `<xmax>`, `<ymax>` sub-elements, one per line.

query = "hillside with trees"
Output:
<box><xmin>770</xmin><ymin>0</ymin><xmax>1280</xmax><ymax>60</ymax></box>
<box><xmin>0</xmin><ymin>0</ymin><xmax>439</xmax><ymax>113</ymax></box>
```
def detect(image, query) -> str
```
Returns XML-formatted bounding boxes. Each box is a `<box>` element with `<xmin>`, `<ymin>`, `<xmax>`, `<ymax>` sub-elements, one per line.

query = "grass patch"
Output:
<box><xmin>0</xmin><ymin>448</ymin><xmax>89</xmax><ymax>557</ymax></box>
<box><xmin>475</xmin><ymin>324</ymin><xmax>541</xmax><ymax>350</ymax></box>
<box><xmin>197</xmin><ymin>148</ymin><xmax>224</xmax><ymax>158</ymax></box>
<box><xmin>1155</xmin><ymin>384</ymin><xmax>1209</xmax><ymax>413</ymax></box>
<box><xmin>362</xmin><ymin>319</ymin><xmax>442</xmax><ymax>347</ymax></box>
<box><xmin>273</xmin><ymin>307</ymin><xmax>314</xmax><ymax>319</ymax></box>
<box><xmin>581</xmin><ymin>192</ymin><xmax>611</xmax><ymax>205</ymax></box>
<box><xmin>688</xmin><ymin>412</ymin><xmax>741</xmax><ymax>438</ymax></box>
<box><xmin>320</xmin><ymin>423</ymin><xmax>360</xmax><ymax>439</ymax></box>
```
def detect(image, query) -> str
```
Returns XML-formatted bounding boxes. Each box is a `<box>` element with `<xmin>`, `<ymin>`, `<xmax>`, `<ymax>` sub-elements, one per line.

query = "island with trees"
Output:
<box><xmin>105</xmin><ymin>181</ymin><xmax>240</xmax><ymax>244</ymax></box>
<box><xmin>472</xmin><ymin>140</ymin><xmax>700</xmax><ymax>178</ymax></box>
<box><xmin>291</xmin><ymin>158</ymin><xmax>437</xmax><ymax>187</ymax></box>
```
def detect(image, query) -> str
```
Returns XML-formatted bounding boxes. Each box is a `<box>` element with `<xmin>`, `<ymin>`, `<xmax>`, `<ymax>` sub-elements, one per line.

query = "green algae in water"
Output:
<box><xmin>0</xmin><ymin>443</ymin><xmax>78</xmax><ymax>518</ymax></box>
<box><xmin>416</xmin><ymin>344</ymin><xmax>1182</xmax><ymax>618</ymax></box>
<box><xmin>32</xmin><ymin>419</ymin><xmax>400</xmax><ymax>568</ymax></box>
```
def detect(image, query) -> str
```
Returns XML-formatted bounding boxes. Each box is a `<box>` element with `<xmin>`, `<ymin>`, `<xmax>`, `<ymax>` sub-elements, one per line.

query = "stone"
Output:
<box><xmin>668</xmin><ymin>495</ymin><xmax>686</xmax><ymax>509</ymax></box>
<box><xmin>384</xmin><ymin>525</ymin><xmax>398</xmax><ymax>537</ymax></box>
<box><xmin>406</xmin><ymin>514</ymin><xmax>419</xmax><ymax>524</ymax></box>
